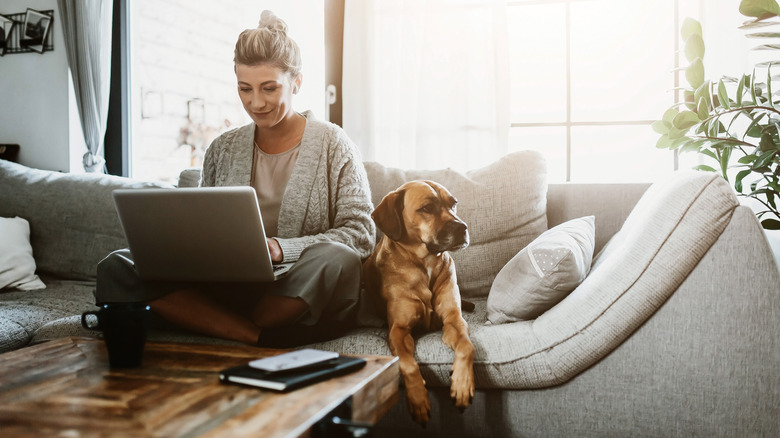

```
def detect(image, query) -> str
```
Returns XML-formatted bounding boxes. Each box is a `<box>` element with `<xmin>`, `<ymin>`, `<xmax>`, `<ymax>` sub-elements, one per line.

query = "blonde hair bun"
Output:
<box><xmin>234</xmin><ymin>10</ymin><xmax>302</xmax><ymax>76</ymax></box>
<box><xmin>258</xmin><ymin>10</ymin><xmax>287</xmax><ymax>34</ymax></box>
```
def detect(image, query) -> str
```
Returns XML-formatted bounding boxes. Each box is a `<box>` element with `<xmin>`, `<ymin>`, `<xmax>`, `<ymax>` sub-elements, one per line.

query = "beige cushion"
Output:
<box><xmin>487</xmin><ymin>216</ymin><xmax>595</xmax><ymax>324</ymax></box>
<box><xmin>0</xmin><ymin>216</ymin><xmax>46</xmax><ymax>290</ymax></box>
<box><xmin>363</xmin><ymin>151</ymin><xmax>548</xmax><ymax>298</ymax></box>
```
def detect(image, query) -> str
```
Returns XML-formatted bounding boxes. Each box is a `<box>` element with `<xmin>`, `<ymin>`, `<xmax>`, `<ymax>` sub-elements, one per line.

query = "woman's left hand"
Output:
<box><xmin>267</xmin><ymin>238</ymin><xmax>283</xmax><ymax>263</ymax></box>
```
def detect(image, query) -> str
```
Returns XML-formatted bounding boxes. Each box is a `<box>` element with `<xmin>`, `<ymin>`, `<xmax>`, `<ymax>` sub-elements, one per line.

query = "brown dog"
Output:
<box><xmin>363</xmin><ymin>180</ymin><xmax>475</xmax><ymax>425</ymax></box>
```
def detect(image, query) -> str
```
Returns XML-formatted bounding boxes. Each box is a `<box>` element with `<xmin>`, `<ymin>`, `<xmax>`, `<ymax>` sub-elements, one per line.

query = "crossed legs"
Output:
<box><xmin>150</xmin><ymin>289</ymin><xmax>308</xmax><ymax>345</ymax></box>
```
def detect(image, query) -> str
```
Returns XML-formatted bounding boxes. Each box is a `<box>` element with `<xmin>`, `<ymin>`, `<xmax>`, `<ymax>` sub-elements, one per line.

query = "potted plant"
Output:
<box><xmin>654</xmin><ymin>0</ymin><xmax>780</xmax><ymax>230</ymax></box>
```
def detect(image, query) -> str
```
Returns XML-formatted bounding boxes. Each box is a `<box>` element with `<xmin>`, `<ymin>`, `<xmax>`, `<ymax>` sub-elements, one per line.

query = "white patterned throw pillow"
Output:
<box><xmin>487</xmin><ymin>216</ymin><xmax>595</xmax><ymax>324</ymax></box>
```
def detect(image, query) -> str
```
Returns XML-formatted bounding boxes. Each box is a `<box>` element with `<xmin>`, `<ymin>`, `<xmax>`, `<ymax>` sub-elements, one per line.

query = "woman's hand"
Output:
<box><xmin>267</xmin><ymin>238</ymin><xmax>283</xmax><ymax>263</ymax></box>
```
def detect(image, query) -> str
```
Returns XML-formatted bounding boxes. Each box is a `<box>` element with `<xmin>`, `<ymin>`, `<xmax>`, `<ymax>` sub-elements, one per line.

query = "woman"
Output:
<box><xmin>96</xmin><ymin>11</ymin><xmax>376</xmax><ymax>347</ymax></box>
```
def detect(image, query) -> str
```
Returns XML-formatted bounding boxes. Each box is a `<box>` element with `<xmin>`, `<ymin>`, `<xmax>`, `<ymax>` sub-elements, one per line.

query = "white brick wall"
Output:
<box><xmin>129</xmin><ymin>0</ymin><xmax>325</xmax><ymax>184</ymax></box>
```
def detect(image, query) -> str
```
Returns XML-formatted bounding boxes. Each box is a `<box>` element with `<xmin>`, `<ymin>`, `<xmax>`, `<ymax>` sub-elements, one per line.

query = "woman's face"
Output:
<box><xmin>236</xmin><ymin>63</ymin><xmax>301</xmax><ymax>130</ymax></box>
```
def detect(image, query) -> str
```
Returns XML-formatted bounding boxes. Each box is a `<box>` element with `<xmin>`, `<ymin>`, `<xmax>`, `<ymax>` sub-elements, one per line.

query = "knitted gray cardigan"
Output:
<box><xmin>200</xmin><ymin>111</ymin><xmax>376</xmax><ymax>262</ymax></box>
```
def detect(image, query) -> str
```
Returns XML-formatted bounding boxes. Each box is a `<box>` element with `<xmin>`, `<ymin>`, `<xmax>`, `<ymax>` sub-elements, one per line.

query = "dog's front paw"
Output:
<box><xmin>406</xmin><ymin>384</ymin><xmax>431</xmax><ymax>425</ymax></box>
<box><xmin>450</xmin><ymin>364</ymin><xmax>475</xmax><ymax>410</ymax></box>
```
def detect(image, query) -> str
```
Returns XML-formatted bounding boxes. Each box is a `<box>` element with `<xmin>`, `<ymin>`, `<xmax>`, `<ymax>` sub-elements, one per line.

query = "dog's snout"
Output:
<box><xmin>433</xmin><ymin>219</ymin><xmax>469</xmax><ymax>252</ymax></box>
<box><xmin>443</xmin><ymin>220</ymin><xmax>468</xmax><ymax>239</ymax></box>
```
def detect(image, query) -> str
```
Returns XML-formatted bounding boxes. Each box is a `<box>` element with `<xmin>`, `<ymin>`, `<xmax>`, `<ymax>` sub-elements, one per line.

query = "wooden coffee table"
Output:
<box><xmin>0</xmin><ymin>337</ymin><xmax>399</xmax><ymax>437</ymax></box>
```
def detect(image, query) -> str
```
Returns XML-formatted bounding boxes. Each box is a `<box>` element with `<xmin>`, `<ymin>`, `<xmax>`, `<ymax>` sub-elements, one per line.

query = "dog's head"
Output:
<box><xmin>372</xmin><ymin>180</ymin><xmax>469</xmax><ymax>254</ymax></box>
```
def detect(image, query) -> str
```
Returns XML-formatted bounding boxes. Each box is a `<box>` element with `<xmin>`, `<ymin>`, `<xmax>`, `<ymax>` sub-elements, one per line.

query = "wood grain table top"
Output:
<box><xmin>0</xmin><ymin>337</ymin><xmax>399</xmax><ymax>437</ymax></box>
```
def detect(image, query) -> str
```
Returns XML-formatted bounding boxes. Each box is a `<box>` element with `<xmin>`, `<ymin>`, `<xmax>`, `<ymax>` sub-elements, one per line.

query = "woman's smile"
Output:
<box><xmin>236</xmin><ymin>63</ymin><xmax>300</xmax><ymax>130</ymax></box>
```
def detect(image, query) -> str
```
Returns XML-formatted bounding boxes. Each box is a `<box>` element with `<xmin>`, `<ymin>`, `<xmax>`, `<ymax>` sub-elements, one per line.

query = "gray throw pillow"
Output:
<box><xmin>487</xmin><ymin>216</ymin><xmax>595</xmax><ymax>324</ymax></box>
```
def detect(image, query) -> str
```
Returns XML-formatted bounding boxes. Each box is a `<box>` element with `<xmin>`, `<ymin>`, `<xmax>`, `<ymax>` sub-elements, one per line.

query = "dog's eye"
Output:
<box><xmin>419</xmin><ymin>204</ymin><xmax>434</xmax><ymax>214</ymax></box>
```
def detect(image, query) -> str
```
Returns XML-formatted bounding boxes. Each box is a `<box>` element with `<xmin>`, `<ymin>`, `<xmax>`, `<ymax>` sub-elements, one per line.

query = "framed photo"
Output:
<box><xmin>20</xmin><ymin>8</ymin><xmax>51</xmax><ymax>54</ymax></box>
<box><xmin>0</xmin><ymin>14</ymin><xmax>15</xmax><ymax>56</ymax></box>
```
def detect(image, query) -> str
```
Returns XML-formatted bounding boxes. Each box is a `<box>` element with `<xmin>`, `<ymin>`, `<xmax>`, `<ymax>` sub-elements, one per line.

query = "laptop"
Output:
<box><xmin>112</xmin><ymin>186</ymin><xmax>293</xmax><ymax>283</ymax></box>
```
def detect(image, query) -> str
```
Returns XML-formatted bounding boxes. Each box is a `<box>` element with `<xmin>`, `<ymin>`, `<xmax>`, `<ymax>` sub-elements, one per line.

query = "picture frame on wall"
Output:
<box><xmin>0</xmin><ymin>14</ymin><xmax>15</xmax><ymax>56</ymax></box>
<box><xmin>20</xmin><ymin>8</ymin><xmax>51</xmax><ymax>54</ymax></box>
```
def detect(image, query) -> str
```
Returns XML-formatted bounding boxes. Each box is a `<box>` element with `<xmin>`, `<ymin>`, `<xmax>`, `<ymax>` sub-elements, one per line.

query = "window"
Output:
<box><xmin>113</xmin><ymin>0</ymin><xmax>709</xmax><ymax>184</ymax></box>
<box><xmin>506</xmin><ymin>0</ymin><xmax>701</xmax><ymax>182</ymax></box>
<box><xmin>127</xmin><ymin>0</ymin><xmax>325</xmax><ymax>184</ymax></box>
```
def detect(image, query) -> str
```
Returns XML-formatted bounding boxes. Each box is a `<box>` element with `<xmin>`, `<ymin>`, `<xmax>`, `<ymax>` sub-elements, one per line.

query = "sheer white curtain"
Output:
<box><xmin>342</xmin><ymin>0</ymin><xmax>509</xmax><ymax>171</ymax></box>
<box><xmin>58</xmin><ymin>0</ymin><xmax>113</xmax><ymax>173</ymax></box>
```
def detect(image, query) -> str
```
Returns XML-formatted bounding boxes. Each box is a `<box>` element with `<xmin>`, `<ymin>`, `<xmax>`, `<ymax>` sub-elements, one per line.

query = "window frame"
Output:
<box><xmin>506</xmin><ymin>0</ymin><xmax>682</xmax><ymax>181</ymax></box>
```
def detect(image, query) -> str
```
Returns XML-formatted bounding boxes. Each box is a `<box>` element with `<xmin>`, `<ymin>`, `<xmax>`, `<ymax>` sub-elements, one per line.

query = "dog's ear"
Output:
<box><xmin>372</xmin><ymin>189</ymin><xmax>406</xmax><ymax>241</ymax></box>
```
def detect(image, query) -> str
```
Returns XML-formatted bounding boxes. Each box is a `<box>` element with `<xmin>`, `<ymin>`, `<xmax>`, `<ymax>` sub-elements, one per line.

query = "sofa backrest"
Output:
<box><xmin>0</xmin><ymin>160</ymin><xmax>171</xmax><ymax>280</ymax></box>
<box><xmin>547</xmin><ymin>183</ymin><xmax>650</xmax><ymax>255</ymax></box>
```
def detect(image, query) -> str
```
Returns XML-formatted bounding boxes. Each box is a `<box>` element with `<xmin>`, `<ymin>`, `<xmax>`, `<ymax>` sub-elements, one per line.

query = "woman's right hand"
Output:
<box><xmin>267</xmin><ymin>238</ymin><xmax>283</xmax><ymax>263</ymax></box>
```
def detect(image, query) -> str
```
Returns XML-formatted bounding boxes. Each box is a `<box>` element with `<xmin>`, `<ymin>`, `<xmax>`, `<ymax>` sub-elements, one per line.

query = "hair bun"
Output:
<box><xmin>258</xmin><ymin>10</ymin><xmax>287</xmax><ymax>33</ymax></box>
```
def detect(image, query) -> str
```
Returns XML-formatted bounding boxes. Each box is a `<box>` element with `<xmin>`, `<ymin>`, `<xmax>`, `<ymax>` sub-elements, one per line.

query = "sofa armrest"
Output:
<box><xmin>547</xmin><ymin>183</ymin><xmax>650</xmax><ymax>254</ymax></box>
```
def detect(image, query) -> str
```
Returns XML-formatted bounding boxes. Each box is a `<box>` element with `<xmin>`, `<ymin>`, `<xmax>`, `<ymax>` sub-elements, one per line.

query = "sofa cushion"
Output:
<box><xmin>486</xmin><ymin>215</ymin><xmax>595</xmax><ymax>324</ymax></box>
<box><xmin>364</xmin><ymin>151</ymin><xmax>548</xmax><ymax>298</ymax></box>
<box><xmin>0</xmin><ymin>279</ymin><xmax>98</xmax><ymax>353</ymax></box>
<box><xmin>0</xmin><ymin>318</ymin><xmax>29</xmax><ymax>352</ymax></box>
<box><xmin>0</xmin><ymin>160</ymin><xmax>171</xmax><ymax>280</ymax></box>
<box><xmin>0</xmin><ymin>216</ymin><xmax>46</xmax><ymax>290</ymax></box>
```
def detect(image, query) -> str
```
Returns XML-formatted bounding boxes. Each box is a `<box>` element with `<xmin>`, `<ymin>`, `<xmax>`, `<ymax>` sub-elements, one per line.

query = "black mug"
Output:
<box><xmin>81</xmin><ymin>303</ymin><xmax>151</xmax><ymax>368</ymax></box>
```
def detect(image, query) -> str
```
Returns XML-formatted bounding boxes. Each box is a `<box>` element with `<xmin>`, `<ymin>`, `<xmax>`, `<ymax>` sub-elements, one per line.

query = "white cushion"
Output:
<box><xmin>0</xmin><ymin>216</ymin><xmax>45</xmax><ymax>290</ymax></box>
<box><xmin>487</xmin><ymin>216</ymin><xmax>595</xmax><ymax>324</ymax></box>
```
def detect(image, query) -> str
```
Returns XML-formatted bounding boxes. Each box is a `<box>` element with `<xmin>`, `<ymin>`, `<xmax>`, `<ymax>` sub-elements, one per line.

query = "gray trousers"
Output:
<box><xmin>95</xmin><ymin>241</ymin><xmax>378</xmax><ymax>346</ymax></box>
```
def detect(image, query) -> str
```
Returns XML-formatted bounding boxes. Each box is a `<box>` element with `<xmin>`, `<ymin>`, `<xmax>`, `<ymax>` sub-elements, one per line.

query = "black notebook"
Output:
<box><xmin>219</xmin><ymin>356</ymin><xmax>367</xmax><ymax>392</ymax></box>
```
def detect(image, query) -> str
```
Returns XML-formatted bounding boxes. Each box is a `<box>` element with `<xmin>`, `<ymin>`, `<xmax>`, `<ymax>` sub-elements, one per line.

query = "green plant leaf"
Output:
<box><xmin>755</xmin><ymin>150</ymin><xmax>778</xmax><ymax>167</ymax></box>
<box><xmin>684</xmin><ymin>34</ymin><xmax>706</xmax><ymax>62</ymax></box>
<box><xmin>760</xmin><ymin>132</ymin><xmax>777</xmax><ymax>151</ymax></box>
<box><xmin>718</xmin><ymin>80</ymin><xmax>731</xmax><ymax>110</ymax></box>
<box><xmin>662</xmin><ymin>107</ymin><xmax>679</xmax><ymax>124</ymax></box>
<box><xmin>651</xmin><ymin>120</ymin><xmax>670</xmax><ymax>134</ymax></box>
<box><xmin>737</xmin><ymin>74</ymin><xmax>747</xmax><ymax>106</ymax></box>
<box><xmin>739</xmin><ymin>19</ymin><xmax>780</xmax><ymax>29</ymax></box>
<box><xmin>697</xmin><ymin>97</ymin><xmax>710</xmax><ymax>120</ymax></box>
<box><xmin>700</xmin><ymin>148</ymin><xmax>718</xmax><ymax>161</ymax></box>
<box><xmin>694</xmin><ymin>81</ymin><xmax>713</xmax><ymax>110</ymax></box>
<box><xmin>739</xmin><ymin>0</ymin><xmax>780</xmax><ymax>19</ymax></box>
<box><xmin>693</xmin><ymin>164</ymin><xmax>718</xmax><ymax>172</ymax></box>
<box><xmin>673</xmin><ymin>111</ymin><xmax>702</xmax><ymax>129</ymax></box>
<box><xmin>761</xmin><ymin>218</ymin><xmax>780</xmax><ymax>229</ymax></box>
<box><xmin>668</xmin><ymin>126</ymin><xmax>688</xmax><ymax>140</ymax></box>
<box><xmin>745</xmin><ymin>112</ymin><xmax>768</xmax><ymax>138</ymax></box>
<box><xmin>751</xmin><ymin>69</ymin><xmax>759</xmax><ymax>103</ymax></box>
<box><xmin>739</xmin><ymin>153</ymin><xmax>759</xmax><ymax>163</ymax></box>
<box><xmin>681</xmin><ymin>17</ymin><xmax>703</xmax><ymax>40</ymax></box>
<box><xmin>686</xmin><ymin>58</ymin><xmax>705</xmax><ymax>89</ymax></box>
<box><xmin>745</xmin><ymin>31</ymin><xmax>780</xmax><ymax>37</ymax></box>
<box><xmin>735</xmin><ymin>169</ymin><xmax>753</xmax><ymax>192</ymax></box>
<box><xmin>752</xmin><ymin>43</ymin><xmax>780</xmax><ymax>50</ymax></box>
<box><xmin>656</xmin><ymin>135</ymin><xmax>672</xmax><ymax>149</ymax></box>
<box><xmin>720</xmin><ymin>147</ymin><xmax>733</xmax><ymax>180</ymax></box>
<box><xmin>680</xmin><ymin>140</ymin><xmax>703</xmax><ymax>153</ymax></box>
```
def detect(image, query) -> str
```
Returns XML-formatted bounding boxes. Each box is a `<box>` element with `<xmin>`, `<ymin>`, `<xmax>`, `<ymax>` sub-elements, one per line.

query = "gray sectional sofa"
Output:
<box><xmin>1</xmin><ymin>154</ymin><xmax>778</xmax><ymax>437</ymax></box>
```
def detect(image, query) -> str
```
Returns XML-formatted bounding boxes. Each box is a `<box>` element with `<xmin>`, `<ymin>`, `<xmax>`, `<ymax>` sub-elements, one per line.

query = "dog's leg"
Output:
<box><xmin>433</xmin><ymin>278</ymin><xmax>475</xmax><ymax>410</ymax></box>
<box><xmin>386</xmin><ymin>298</ymin><xmax>430</xmax><ymax>425</ymax></box>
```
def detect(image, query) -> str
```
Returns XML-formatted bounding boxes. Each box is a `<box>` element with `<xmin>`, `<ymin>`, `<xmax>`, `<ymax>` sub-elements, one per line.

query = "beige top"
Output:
<box><xmin>251</xmin><ymin>142</ymin><xmax>300</xmax><ymax>237</ymax></box>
